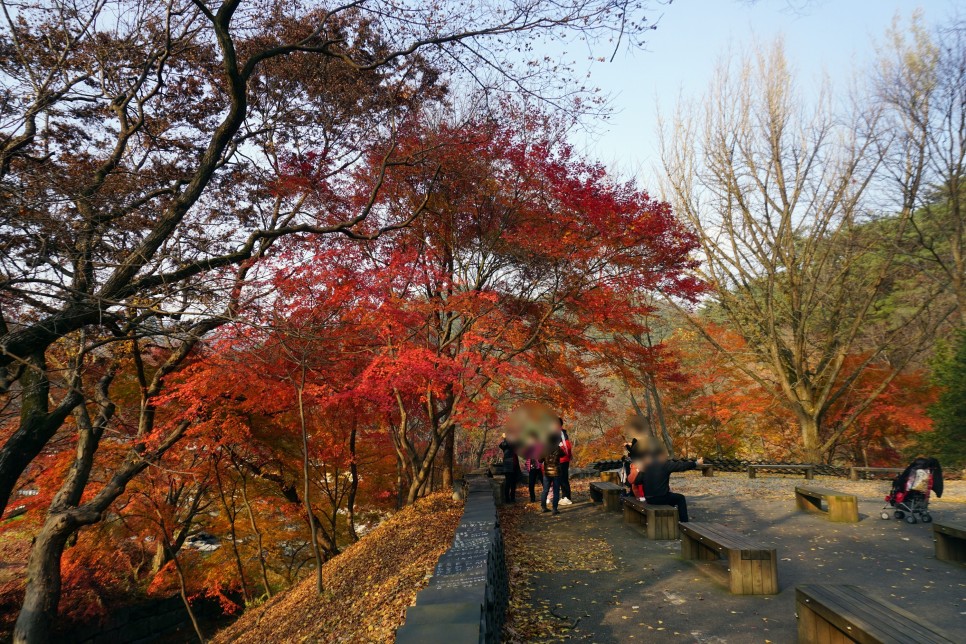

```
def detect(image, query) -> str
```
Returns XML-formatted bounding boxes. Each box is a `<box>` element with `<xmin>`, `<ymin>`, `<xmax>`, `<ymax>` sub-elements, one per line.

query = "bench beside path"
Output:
<box><xmin>795</xmin><ymin>486</ymin><xmax>860</xmax><ymax>523</ymax></box>
<box><xmin>679</xmin><ymin>521</ymin><xmax>779</xmax><ymax>595</ymax></box>
<box><xmin>749</xmin><ymin>463</ymin><xmax>815</xmax><ymax>479</ymax></box>
<box><xmin>796</xmin><ymin>584</ymin><xmax>957</xmax><ymax>643</ymax></box>
<box><xmin>621</xmin><ymin>497</ymin><xmax>677</xmax><ymax>540</ymax></box>
<box><xmin>588</xmin><ymin>481</ymin><xmax>622</xmax><ymax>511</ymax></box>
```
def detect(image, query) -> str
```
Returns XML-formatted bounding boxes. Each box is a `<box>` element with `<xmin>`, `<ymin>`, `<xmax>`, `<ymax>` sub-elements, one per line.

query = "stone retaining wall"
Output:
<box><xmin>394</xmin><ymin>473</ymin><xmax>508</xmax><ymax>644</ymax></box>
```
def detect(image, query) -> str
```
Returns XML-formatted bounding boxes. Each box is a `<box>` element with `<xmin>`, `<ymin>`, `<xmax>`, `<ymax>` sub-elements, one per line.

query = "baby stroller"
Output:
<box><xmin>880</xmin><ymin>457</ymin><xmax>943</xmax><ymax>524</ymax></box>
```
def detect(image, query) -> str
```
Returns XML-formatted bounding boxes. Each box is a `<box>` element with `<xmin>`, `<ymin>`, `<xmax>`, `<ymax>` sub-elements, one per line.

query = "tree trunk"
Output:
<box><xmin>800</xmin><ymin>414</ymin><xmax>822</xmax><ymax>463</ymax></box>
<box><xmin>347</xmin><ymin>425</ymin><xmax>359</xmax><ymax>542</ymax></box>
<box><xmin>0</xmin><ymin>352</ymin><xmax>80</xmax><ymax>518</ymax></box>
<box><xmin>12</xmin><ymin>512</ymin><xmax>76</xmax><ymax>644</ymax></box>
<box><xmin>441</xmin><ymin>427</ymin><xmax>455</xmax><ymax>489</ymax></box>
<box><xmin>296</xmin><ymin>381</ymin><xmax>324</xmax><ymax>595</ymax></box>
<box><xmin>166</xmin><ymin>543</ymin><xmax>205</xmax><ymax>644</ymax></box>
<box><xmin>240</xmin><ymin>478</ymin><xmax>272</xmax><ymax>600</ymax></box>
<box><xmin>214</xmin><ymin>468</ymin><xmax>250</xmax><ymax>604</ymax></box>
<box><xmin>647</xmin><ymin>376</ymin><xmax>675</xmax><ymax>457</ymax></box>
<box><xmin>395</xmin><ymin>455</ymin><xmax>405</xmax><ymax>510</ymax></box>
<box><xmin>474</xmin><ymin>426</ymin><xmax>490</xmax><ymax>468</ymax></box>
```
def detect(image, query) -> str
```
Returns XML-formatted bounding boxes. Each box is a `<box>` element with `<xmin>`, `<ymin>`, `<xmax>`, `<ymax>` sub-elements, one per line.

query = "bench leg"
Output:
<box><xmin>797</xmin><ymin>601</ymin><xmax>852</xmax><ymax>644</ymax></box>
<box><xmin>589</xmin><ymin>488</ymin><xmax>601</xmax><ymax>503</ymax></box>
<box><xmin>623</xmin><ymin>505</ymin><xmax>644</xmax><ymax>526</ymax></box>
<box><xmin>935</xmin><ymin>531</ymin><xmax>966</xmax><ymax>563</ymax></box>
<box><xmin>681</xmin><ymin>531</ymin><xmax>697</xmax><ymax>560</ymax></box>
<box><xmin>646</xmin><ymin>509</ymin><xmax>678</xmax><ymax>540</ymax></box>
<box><xmin>796</xmin><ymin>492</ymin><xmax>822</xmax><ymax>514</ymax></box>
<box><xmin>603</xmin><ymin>490</ymin><xmax>620</xmax><ymax>511</ymax></box>
<box><xmin>828</xmin><ymin>498</ymin><xmax>859</xmax><ymax>523</ymax></box>
<box><xmin>727</xmin><ymin>551</ymin><xmax>778</xmax><ymax>595</ymax></box>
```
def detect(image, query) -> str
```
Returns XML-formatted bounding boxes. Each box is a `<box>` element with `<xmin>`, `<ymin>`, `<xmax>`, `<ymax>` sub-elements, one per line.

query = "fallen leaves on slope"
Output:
<box><xmin>212</xmin><ymin>492</ymin><xmax>462</xmax><ymax>644</ymax></box>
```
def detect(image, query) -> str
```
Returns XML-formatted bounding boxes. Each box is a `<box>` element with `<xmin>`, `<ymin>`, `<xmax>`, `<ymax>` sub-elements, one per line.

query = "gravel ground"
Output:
<box><xmin>505</xmin><ymin>473</ymin><xmax>966</xmax><ymax>643</ymax></box>
<box><xmin>670</xmin><ymin>470</ymin><xmax>966</xmax><ymax>504</ymax></box>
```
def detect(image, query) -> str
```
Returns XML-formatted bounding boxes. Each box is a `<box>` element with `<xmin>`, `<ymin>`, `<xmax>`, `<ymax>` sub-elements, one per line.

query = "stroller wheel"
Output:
<box><xmin>921</xmin><ymin>513</ymin><xmax>932</xmax><ymax>523</ymax></box>
<box><xmin>894</xmin><ymin>511</ymin><xmax>905</xmax><ymax>520</ymax></box>
<box><xmin>905</xmin><ymin>514</ymin><xmax>918</xmax><ymax>524</ymax></box>
<box><xmin>880</xmin><ymin>512</ymin><xmax>891</xmax><ymax>520</ymax></box>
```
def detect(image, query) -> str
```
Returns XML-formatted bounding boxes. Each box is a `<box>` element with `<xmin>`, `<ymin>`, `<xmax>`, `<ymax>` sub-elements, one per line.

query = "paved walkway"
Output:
<box><xmin>508</xmin><ymin>481</ymin><xmax>966</xmax><ymax>643</ymax></box>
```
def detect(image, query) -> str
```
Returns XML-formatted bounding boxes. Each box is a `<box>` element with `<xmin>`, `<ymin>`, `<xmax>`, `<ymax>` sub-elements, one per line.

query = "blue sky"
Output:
<box><xmin>571</xmin><ymin>0</ymin><xmax>961</xmax><ymax>184</ymax></box>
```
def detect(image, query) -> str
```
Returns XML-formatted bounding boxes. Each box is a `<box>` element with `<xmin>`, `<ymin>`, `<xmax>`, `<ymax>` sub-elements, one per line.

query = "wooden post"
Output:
<box><xmin>848</xmin><ymin>467</ymin><xmax>859</xmax><ymax>481</ymax></box>
<box><xmin>748</xmin><ymin>466</ymin><xmax>756</xmax><ymax>479</ymax></box>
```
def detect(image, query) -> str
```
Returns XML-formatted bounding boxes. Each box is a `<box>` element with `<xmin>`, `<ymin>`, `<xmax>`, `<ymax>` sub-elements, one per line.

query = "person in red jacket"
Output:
<box><xmin>557</xmin><ymin>417</ymin><xmax>573</xmax><ymax>505</ymax></box>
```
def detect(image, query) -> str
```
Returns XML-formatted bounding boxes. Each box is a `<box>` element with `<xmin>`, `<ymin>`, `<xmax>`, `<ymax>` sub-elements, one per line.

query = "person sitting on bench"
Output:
<box><xmin>632</xmin><ymin>449</ymin><xmax>703</xmax><ymax>522</ymax></box>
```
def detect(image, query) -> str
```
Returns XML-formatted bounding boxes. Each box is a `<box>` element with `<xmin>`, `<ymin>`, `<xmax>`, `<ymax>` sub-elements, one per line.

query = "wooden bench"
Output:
<box><xmin>848</xmin><ymin>466</ymin><xmax>903</xmax><ymax>481</ymax></box>
<box><xmin>588</xmin><ymin>481</ymin><xmax>623</xmax><ymax>511</ymax></box>
<box><xmin>796</xmin><ymin>584</ymin><xmax>956</xmax><ymax>643</ymax></box>
<box><xmin>599</xmin><ymin>468</ymin><xmax>621</xmax><ymax>484</ymax></box>
<box><xmin>679</xmin><ymin>522</ymin><xmax>778</xmax><ymax>595</ymax></box>
<box><xmin>934</xmin><ymin>522</ymin><xmax>966</xmax><ymax>564</ymax></box>
<box><xmin>622</xmin><ymin>498</ymin><xmax>678</xmax><ymax>539</ymax></box>
<box><xmin>748</xmin><ymin>464</ymin><xmax>815</xmax><ymax>480</ymax></box>
<box><xmin>698</xmin><ymin>463</ymin><xmax>714</xmax><ymax>477</ymax></box>
<box><xmin>795</xmin><ymin>486</ymin><xmax>859</xmax><ymax>523</ymax></box>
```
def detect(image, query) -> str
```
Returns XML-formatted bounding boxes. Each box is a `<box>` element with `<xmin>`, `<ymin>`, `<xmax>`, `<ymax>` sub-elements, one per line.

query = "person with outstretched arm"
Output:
<box><xmin>633</xmin><ymin>450</ymin><xmax>704</xmax><ymax>522</ymax></box>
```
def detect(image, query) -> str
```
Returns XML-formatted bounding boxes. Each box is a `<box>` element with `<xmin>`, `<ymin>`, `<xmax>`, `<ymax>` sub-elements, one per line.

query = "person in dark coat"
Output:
<box><xmin>499</xmin><ymin>433</ymin><xmax>521</xmax><ymax>503</ymax></box>
<box><xmin>540</xmin><ymin>435</ymin><xmax>564</xmax><ymax>515</ymax></box>
<box><xmin>523</xmin><ymin>443</ymin><xmax>543</xmax><ymax>502</ymax></box>
<box><xmin>632</xmin><ymin>450</ymin><xmax>703</xmax><ymax>522</ymax></box>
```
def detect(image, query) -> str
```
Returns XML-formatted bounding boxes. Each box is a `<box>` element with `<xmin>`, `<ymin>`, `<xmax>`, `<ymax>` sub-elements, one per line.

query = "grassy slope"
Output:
<box><xmin>213</xmin><ymin>492</ymin><xmax>462</xmax><ymax>644</ymax></box>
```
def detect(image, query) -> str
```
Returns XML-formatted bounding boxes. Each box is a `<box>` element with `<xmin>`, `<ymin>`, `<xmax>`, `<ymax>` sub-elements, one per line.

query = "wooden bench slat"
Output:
<box><xmin>797</xmin><ymin>585</ymin><xmax>956</xmax><ymax>644</ymax></box>
<box><xmin>934</xmin><ymin>522</ymin><xmax>966</xmax><ymax>539</ymax></box>
<box><xmin>679</xmin><ymin>522</ymin><xmax>771</xmax><ymax>553</ymax></box>
<box><xmin>589</xmin><ymin>481</ymin><xmax>623</xmax><ymax>490</ymax></box>
<box><xmin>796</xmin><ymin>486</ymin><xmax>852</xmax><ymax>499</ymax></box>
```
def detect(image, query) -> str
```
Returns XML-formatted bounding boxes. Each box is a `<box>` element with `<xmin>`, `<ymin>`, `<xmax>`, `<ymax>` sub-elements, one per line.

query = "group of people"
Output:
<box><xmin>498</xmin><ymin>416</ymin><xmax>573</xmax><ymax>515</ymax></box>
<box><xmin>497</xmin><ymin>416</ymin><xmax>702</xmax><ymax>522</ymax></box>
<box><xmin>622</xmin><ymin>437</ymin><xmax>702</xmax><ymax>522</ymax></box>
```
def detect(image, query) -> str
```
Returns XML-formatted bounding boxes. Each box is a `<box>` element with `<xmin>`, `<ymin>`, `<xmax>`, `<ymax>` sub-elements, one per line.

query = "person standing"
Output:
<box><xmin>557</xmin><ymin>418</ymin><xmax>573</xmax><ymax>505</ymax></box>
<box><xmin>499</xmin><ymin>433</ymin><xmax>521</xmax><ymax>503</ymax></box>
<box><xmin>540</xmin><ymin>434</ymin><xmax>564</xmax><ymax>515</ymax></box>
<box><xmin>524</xmin><ymin>443</ymin><xmax>543</xmax><ymax>503</ymax></box>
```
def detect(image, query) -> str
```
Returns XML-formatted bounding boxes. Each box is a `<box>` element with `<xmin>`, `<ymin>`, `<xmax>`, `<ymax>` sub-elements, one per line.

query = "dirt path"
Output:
<box><xmin>501</xmin><ymin>475</ymin><xmax>966</xmax><ymax>643</ymax></box>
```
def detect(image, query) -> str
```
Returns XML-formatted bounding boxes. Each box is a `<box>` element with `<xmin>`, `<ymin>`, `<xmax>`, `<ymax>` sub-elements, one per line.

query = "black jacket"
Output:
<box><xmin>499</xmin><ymin>439</ymin><xmax>521</xmax><ymax>472</ymax></box>
<box><xmin>633</xmin><ymin>459</ymin><xmax>696</xmax><ymax>498</ymax></box>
